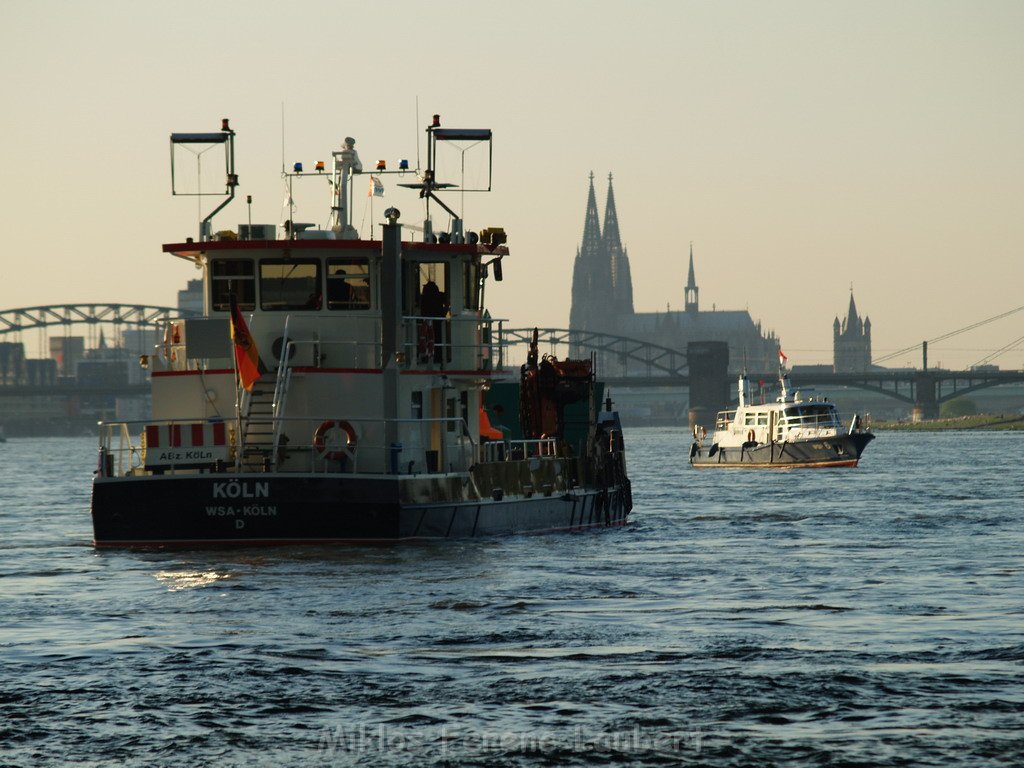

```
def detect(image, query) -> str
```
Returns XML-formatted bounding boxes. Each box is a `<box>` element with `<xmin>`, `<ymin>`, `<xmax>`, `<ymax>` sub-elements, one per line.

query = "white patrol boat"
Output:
<box><xmin>689</xmin><ymin>364</ymin><xmax>874</xmax><ymax>468</ymax></box>
<box><xmin>90</xmin><ymin>116</ymin><xmax>631</xmax><ymax>546</ymax></box>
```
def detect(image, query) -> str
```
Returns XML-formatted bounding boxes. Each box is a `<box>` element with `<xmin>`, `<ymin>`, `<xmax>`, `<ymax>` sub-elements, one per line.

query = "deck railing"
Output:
<box><xmin>157</xmin><ymin>314</ymin><xmax>508</xmax><ymax>373</ymax></box>
<box><xmin>96</xmin><ymin>416</ymin><xmax>480</xmax><ymax>479</ymax></box>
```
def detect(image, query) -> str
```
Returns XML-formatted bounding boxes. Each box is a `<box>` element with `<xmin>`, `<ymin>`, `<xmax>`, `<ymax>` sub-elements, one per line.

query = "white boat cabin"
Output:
<box><xmin>707</xmin><ymin>373</ymin><xmax>849</xmax><ymax>447</ymax></box>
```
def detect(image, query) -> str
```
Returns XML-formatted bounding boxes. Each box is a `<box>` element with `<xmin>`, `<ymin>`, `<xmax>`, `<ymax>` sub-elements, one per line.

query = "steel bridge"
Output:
<box><xmin>503</xmin><ymin>327</ymin><xmax>689</xmax><ymax>383</ymax></box>
<box><xmin>0</xmin><ymin>304</ymin><xmax>197</xmax><ymax>336</ymax></box>
<box><xmin>503</xmin><ymin>327</ymin><xmax>1024</xmax><ymax>415</ymax></box>
<box><xmin>1</xmin><ymin>307</ymin><xmax>1022</xmax><ymax>417</ymax></box>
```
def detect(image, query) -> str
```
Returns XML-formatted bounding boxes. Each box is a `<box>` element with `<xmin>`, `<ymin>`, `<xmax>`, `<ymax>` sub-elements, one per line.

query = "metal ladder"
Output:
<box><xmin>239</xmin><ymin>316</ymin><xmax>295</xmax><ymax>471</ymax></box>
<box><xmin>269</xmin><ymin>317</ymin><xmax>296</xmax><ymax>470</ymax></box>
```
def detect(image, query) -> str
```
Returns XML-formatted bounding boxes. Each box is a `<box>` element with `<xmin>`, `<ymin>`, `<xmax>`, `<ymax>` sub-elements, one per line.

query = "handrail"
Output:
<box><xmin>97</xmin><ymin>415</ymin><xmax>481</xmax><ymax>478</ymax></box>
<box><xmin>481</xmin><ymin>437</ymin><xmax>559</xmax><ymax>463</ymax></box>
<box><xmin>270</xmin><ymin>315</ymin><xmax>292</xmax><ymax>465</ymax></box>
<box><xmin>269</xmin><ymin>314</ymin><xmax>507</xmax><ymax>371</ymax></box>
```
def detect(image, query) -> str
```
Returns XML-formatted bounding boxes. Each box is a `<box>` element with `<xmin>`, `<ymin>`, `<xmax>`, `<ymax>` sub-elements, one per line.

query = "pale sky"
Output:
<box><xmin>2</xmin><ymin>0</ymin><xmax>1022</xmax><ymax>370</ymax></box>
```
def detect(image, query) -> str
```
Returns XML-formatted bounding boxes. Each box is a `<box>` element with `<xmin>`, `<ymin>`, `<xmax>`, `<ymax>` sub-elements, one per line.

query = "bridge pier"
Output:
<box><xmin>687</xmin><ymin>341</ymin><xmax>729</xmax><ymax>431</ymax></box>
<box><xmin>912</xmin><ymin>373</ymin><xmax>939</xmax><ymax>421</ymax></box>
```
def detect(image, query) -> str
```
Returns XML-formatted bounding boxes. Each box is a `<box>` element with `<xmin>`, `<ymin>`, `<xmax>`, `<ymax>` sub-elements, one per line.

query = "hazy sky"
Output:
<box><xmin>2</xmin><ymin>0</ymin><xmax>1022</xmax><ymax>369</ymax></box>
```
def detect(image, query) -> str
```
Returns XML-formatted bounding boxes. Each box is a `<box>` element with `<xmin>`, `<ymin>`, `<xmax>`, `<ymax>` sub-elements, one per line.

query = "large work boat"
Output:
<box><xmin>689</xmin><ymin>364</ymin><xmax>874</xmax><ymax>468</ymax></box>
<box><xmin>91</xmin><ymin>117</ymin><xmax>631</xmax><ymax>546</ymax></box>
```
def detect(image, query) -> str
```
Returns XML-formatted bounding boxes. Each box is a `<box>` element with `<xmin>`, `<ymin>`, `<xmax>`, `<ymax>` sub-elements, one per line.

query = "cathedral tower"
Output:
<box><xmin>569</xmin><ymin>172</ymin><xmax>634</xmax><ymax>334</ymax></box>
<box><xmin>569</xmin><ymin>173</ymin><xmax>608</xmax><ymax>333</ymax></box>
<box><xmin>603</xmin><ymin>174</ymin><xmax>634</xmax><ymax>316</ymax></box>
<box><xmin>833</xmin><ymin>291</ymin><xmax>872</xmax><ymax>372</ymax></box>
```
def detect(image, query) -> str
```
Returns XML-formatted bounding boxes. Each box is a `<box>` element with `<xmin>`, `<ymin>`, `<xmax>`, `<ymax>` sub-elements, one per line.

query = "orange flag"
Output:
<box><xmin>230</xmin><ymin>294</ymin><xmax>261</xmax><ymax>390</ymax></box>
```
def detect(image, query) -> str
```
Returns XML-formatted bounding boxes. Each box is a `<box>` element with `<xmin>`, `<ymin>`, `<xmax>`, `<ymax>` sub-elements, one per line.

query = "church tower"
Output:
<box><xmin>684</xmin><ymin>243</ymin><xmax>699</xmax><ymax>313</ymax></box>
<box><xmin>833</xmin><ymin>291</ymin><xmax>872</xmax><ymax>372</ymax></box>
<box><xmin>569</xmin><ymin>172</ymin><xmax>608</xmax><ymax>333</ymax></box>
<box><xmin>603</xmin><ymin>173</ymin><xmax>634</xmax><ymax>316</ymax></box>
<box><xmin>570</xmin><ymin>172</ymin><xmax>632</xmax><ymax>334</ymax></box>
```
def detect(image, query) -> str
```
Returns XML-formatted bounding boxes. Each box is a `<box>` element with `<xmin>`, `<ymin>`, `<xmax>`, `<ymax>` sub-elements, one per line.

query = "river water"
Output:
<box><xmin>1</xmin><ymin>430</ymin><xmax>1022</xmax><ymax>766</ymax></box>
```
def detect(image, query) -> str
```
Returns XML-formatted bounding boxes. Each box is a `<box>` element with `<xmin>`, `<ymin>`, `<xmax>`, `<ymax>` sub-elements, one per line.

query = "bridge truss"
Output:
<box><xmin>0</xmin><ymin>304</ymin><xmax>196</xmax><ymax>336</ymax></box>
<box><xmin>502</xmin><ymin>328</ymin><xmax>1024</xmax><ymax>411</ymax></box>
<box><xmin>503</xmin><ymin>327</ymin><xmax>688</xmax><ymax>379</ymax></box>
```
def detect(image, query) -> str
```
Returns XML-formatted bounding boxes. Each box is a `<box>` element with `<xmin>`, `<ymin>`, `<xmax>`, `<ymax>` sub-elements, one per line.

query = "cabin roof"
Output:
<box><xmin>163</xmin><ymin>239</ymin><xmax>509</xmax><ymax>259</ymax></box>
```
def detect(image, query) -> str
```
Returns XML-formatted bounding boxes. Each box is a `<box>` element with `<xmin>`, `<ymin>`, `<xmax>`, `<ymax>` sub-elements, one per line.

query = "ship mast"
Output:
<box><xmin>330</xmin><ymin>137</ymin><xmax>363</xmax><ymax>239</ymax></box>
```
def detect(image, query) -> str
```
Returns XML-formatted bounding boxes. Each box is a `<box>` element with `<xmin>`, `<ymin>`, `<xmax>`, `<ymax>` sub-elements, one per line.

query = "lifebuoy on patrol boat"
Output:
<box><xmin>313</xmin><ymin>420</ymin><xmax>358</xmax><ymax>462</ymax></box>
<box><xmin>747</xmin><ymin>429</ymin><xmax>756</xmax><ymax>443</ymax></box>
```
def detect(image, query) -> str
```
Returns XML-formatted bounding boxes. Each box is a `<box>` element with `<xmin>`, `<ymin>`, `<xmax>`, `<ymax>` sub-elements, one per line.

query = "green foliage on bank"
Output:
<box><xmin>940</xmin><ymin>397</ymin><xmax>977</xmax><ymax>418</ymax></box>
<box><xmin>872</xmin><ymin>413</ymin><xmax>1024</xmax><ymax>431</ymax></box>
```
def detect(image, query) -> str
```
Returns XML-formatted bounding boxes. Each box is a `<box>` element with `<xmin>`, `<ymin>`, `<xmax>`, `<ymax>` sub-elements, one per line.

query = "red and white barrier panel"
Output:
<box><xmin>144</xmin><ymin>422</ymin><xmax>229</xmax><ymax>467</ymax></box>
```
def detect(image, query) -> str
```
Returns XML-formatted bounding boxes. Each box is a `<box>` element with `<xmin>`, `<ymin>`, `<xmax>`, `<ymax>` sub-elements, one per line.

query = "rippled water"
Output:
<box><xmin>1</xmin><ymin>431</ymin><xmax>1022</xmax><ymax>766</ymax></box>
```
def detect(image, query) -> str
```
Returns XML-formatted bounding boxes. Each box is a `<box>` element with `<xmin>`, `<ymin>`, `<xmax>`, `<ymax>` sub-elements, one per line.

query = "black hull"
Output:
<box><xmin>689</xmin><ymin>432</ymin><xmax>874</xmax><ymax>468</ymax></box>
<box><xmin>91</xmin><ymin>474</ymin><xmax>631</xmax><ymax>547</ymax></box>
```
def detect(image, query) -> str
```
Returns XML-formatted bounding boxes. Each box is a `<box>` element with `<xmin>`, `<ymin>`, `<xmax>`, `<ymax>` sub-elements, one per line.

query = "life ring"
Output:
<box><xmin>747</xmin><ymin>429</ymin><xmax>756</xmax><ymax>443</ymax></box>
<box><xmin>313</xmin><ymin>420</ymin><xmax>357</xmax><ymax>462</ymax></box>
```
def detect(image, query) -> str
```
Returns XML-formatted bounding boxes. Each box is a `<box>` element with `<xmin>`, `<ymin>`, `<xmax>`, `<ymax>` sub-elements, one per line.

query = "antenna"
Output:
<box><xmin>280</xmin><ymin>102</ymin><xmax>286</xmax><ymax>174</ymax></box>
<box><xmin>414</xmin><ymin>96</ymin><xmax>421</xmax><ymax>174</ymax></box>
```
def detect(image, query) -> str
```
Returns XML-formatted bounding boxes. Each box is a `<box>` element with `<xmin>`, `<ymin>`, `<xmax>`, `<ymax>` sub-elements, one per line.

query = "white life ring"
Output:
<box><xmin>313</xmin><ymin>420</ymin><xmax>357</xmax><ymax>462</ymax></box>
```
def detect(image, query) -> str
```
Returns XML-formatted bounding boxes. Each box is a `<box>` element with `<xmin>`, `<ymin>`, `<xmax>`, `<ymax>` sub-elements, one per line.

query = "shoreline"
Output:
<box><xmin>872</xmin><ymin>414</ymin><xmax>1024</xmax><ymax>431</ymax></box>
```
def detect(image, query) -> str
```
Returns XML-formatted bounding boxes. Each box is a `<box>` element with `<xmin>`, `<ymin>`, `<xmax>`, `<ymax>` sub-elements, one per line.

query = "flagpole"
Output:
<box><xmin>230</xmin><ymin>291</ymin><xmax>243</xmax><ymax>471</ymax></box>
<box><xmin>233</xmin><ymin>356</ymin><xmax>243</xmax><ymax>472</ymax></box>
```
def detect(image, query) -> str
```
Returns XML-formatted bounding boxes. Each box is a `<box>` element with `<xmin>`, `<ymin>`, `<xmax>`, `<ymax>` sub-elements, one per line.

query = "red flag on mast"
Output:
<box><xmin>230</xmin><ymin>294</ymin><xmax>262</xmax><ymax>391</ymax></box>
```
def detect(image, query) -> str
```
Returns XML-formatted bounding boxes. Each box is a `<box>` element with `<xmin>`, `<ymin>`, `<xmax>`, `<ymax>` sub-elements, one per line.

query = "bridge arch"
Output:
<box><xmin>503</xmin><ymin>327</ymin><xmax>688</xmax><ymax>377</ymax></box>
<box><xmin>0</xmin><ymin>304</ymin><xmax>197</xmax><ymax>336</ymax></box>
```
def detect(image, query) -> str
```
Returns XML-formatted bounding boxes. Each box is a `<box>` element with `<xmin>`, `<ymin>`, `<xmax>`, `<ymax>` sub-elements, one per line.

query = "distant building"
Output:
<box><xmin>178</xmin><ymin>279</ymin><xmax>204</xmax><ymax>315</ymax></box>
<box><xmin>568</xmin><ymin>173</ymin><xmax>779</xmax><ymax>373</ymax></box>
<box><xmin>0</xmin><ymin>341</ymin><xmax>25</xmax><ymax>386</ymax></box>
<box><xmin>49</xmin><ymin>336</ymin><xmax>85</xmax><ymax>377</ymax></box>
<box><xmin>833</xmin><ymin>292</ymin><xmax>872</xmax><ymax>372</ymax></box>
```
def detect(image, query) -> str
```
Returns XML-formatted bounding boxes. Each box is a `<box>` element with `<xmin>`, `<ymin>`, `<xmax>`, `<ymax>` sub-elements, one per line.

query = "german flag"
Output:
<box><xmin>230</xmin><ymin>294</ymin><xmax>262</xmax><ymax>391</ymax></box>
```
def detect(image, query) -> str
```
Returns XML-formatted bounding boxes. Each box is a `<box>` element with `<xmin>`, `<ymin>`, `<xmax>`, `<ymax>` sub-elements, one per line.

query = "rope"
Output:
<box><xmin>968</xmin><ymin>332</ymin><xmax>1024</xmax><ymax>369</ymax></box>
<box><xmin>872</xmin><ymin>303</ymin><xmax>1024</xmax><ymax>365</ymax></box>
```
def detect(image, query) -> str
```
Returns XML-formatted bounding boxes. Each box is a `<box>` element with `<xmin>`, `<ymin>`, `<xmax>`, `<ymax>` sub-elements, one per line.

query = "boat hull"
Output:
<box><xmin>689</xmin><ymin>432</ymin><xmax>874</xmax><ymax>468</ymax></box>
<box><xmin>90</xmin><ymin>473</ymin><xmax>631</xmax><ymax>547</ymax></box>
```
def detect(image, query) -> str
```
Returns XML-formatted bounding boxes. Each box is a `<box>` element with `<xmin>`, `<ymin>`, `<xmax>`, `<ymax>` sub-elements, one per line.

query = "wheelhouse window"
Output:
<box><xmin>716</xmin><ymin>410</ymin><xmax>735</xmax><ymax>430</ymax></box>
<box><xmin>259</xmin><ymin>259</ymin><xmax>321</xmax><ymax>311</ymax></box>
<box><xmin>446</xmin><ymin>396</ymin><xmax>457</xmax><ymax>432</ymax></box>
<box><xmin>783</xmin><ymin>405</ymin><xmax>839</xmax><ymax>427</ymax></box>
<box><xmin>326</xmin><ymin>257</ymin><xmax>371</xmax><ymax>310</ymax></box>
<box><xmin>210</xmin><ymin>258</ymin><xmax>255</xmax><ymax>311</ymax></box>
<box><xmin>463</xmin><ymin>258</ymin><xmax>481</xmax><ymax>312</ymax></box>
<box><xmin>404</xmin><ymin>261</ymin><xmax>450</xmax><ymax>317</ymax></box>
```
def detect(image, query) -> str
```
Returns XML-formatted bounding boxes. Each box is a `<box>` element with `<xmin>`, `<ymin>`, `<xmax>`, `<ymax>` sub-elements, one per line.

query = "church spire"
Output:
<box><xmin>602</xmin><ymin>172</ymin><xmax>621</xmax><ymax>253</ymax></box>
<box><xmin>581</xmin><ymin>171</ymin><xmax>602</xmax><ymax>261</ymax></box>
<box><xmin>846</xmin><ymin>288</ymin><xmax>860</xmax><ymax>334</ymax></box>
<box><xmin>602</xmin><ymin>172</ymin><xmax>633</xmax><ymax>315</ymax></box>
<box><xmin>569</xmin><ymin>172</ymin><xmax>611</xmax><ymax>334</ymax></box>
<box><xmin>684</xmin><ymin>242</ymin><xmax>699</xmax><ymax>313</ymax></box>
